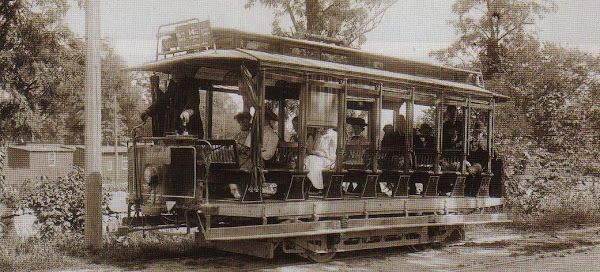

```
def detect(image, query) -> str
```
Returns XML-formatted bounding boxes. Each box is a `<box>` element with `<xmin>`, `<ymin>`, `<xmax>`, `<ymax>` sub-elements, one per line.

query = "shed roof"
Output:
<box><xmin>9</xmin><ymin>144</ymin><xmax>75</xmax><ymax>153</ymax></box>
<box><xmin>73</xmin><ymin>145</ymin><xmax>128</xmax><ymax>154</ymax></box>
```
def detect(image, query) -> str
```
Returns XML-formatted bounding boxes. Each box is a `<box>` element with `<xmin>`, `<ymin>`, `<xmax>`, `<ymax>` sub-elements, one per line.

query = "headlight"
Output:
<box><xmin>143</xmin><ymin>165</ymin><xmax>160</xmax><ymax>189</ymax></box>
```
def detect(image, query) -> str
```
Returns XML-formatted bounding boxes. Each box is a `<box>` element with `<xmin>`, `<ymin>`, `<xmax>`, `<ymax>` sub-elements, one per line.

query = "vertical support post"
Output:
<box><xmin>487</xmin><ymin>99</ymin><xmax>494</xmax><ymax>174</ymax></box>
<box><xmin>258</xmin><ymin>70</ymin><xmax>266</xmax><ymax>158</ymax></box>
<box><xmin>335</xmin><ymin>79</ymin><xmax>347</xmax><ymax>171</ymax></box>
<box><xmin>406</xmin><ymin>89</ymin><xmax>415</xmax><ymax>170</ymax></box>
<box><xmin>206</xmin><ymin>87</ymin><xmax>213</xmax><ymax>138</ymax></box>
<box><xmin>434</xmin><ymin>94</ymin><xmax>443</xmax><ymax>174</ymax></box>
<box><xmin>278</xmin><ymin>96</ymin><xmax>286</xmax><ymax>140</ymax></box>
<box><xmin>298</xmin><ymin>75</ymin><xmax>309</xmax><ymax>172</ymax></box>
<box><xmin>114</xmin><ymin>94</ymin><xmax>119</xmax><ymax>183</ymax></box>
<box><xmin>372</xmin><ymin>83</ymin><xmax>383</xmax><ymax>172</ymax></box>
<box><xmin>466</xmin><ymin>96</ymin><xmax>471</xmax><ymax>156</ymax></box>
<box><xmin>243</xmin><ymin>69</ymin><xmax>266</xmax><ymax>203</ymax></box>
<box><xmin>462</xmin><ymin>96</ymin><xmax>470</xmax><ymax>174</ymax></box>
<box><xmin>84</xmin><ymin>0</ymin><xmax>102</xmax><ymax>250</ymax></box>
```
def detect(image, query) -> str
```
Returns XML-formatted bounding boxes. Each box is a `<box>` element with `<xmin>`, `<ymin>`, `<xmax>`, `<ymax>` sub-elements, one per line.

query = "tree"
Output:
<box><xmin>0</xmin><ymin>1</ymin><xmax>142</xmax><ymax>144</ymax></box>
<box><xmin>434</xmin><ymin>0</ymin><xmax>600</xmax><ymax>183</ymax></box>
<box><xmin>430</xmin><ymin>0</ymin><xmax>555</xmax><ymax>78</ymax></box>
<box><xmin>245</xmin><ymin>0</ymin><xmax>397</xmax><ymax>47</ymax></box>
<box><xmin>0</xmin><ymin>0</ymin><xmax>80</xmax><ymax>142</ymax></box>
<box><xmin>99</xmin><ymin>44</ymin><xmax>146</xmax><ymax>145</ymax></box>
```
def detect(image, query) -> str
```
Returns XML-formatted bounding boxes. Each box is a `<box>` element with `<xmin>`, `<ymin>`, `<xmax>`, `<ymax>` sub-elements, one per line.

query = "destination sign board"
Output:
<box><xmin>160</xmin><ymin>20</ymin><xmax>213</xmax><ymax>55</ymax></box>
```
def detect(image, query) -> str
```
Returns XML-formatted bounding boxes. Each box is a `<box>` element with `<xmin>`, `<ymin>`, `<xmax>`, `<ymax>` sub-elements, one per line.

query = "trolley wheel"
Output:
<box><xmin>445</xmin><ymin>227</ymin><xmax>465</xmax><ymax>244</ymax></box>
<box><xmin>301</xmin><ymin>251</ymin><xmax>337</xmax><ymax>263</ymax></box>
<box><xmin>408</xmin><ymin>243</ymin><xmax>432</xmax><ymax>252</ymax></box>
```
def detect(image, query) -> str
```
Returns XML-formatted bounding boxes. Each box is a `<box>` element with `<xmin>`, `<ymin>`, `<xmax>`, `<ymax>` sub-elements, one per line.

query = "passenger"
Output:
<box><xmin>440</xmin><ymin>127</ymin><xmax>464</xmax><ymax>172</ymax></box>
<box><xmin>233</xmin><ymin>110</ymin><xmax>278</xmax><ymax>164</ymax></box>
<box><xmin>443</xmin><ymin>105</ymin><xmax>463</xmax><ymax>141</ymax></box>
<box><xmin>394</xmin><ymin>114</ymin><xmax>407</xmax><ymax>147</ymax></box>
<box><xmin>468</xmin><ymin>121</ymin><xmax>487</xmax><ymax>173</ymax></box>
<box><xmin>229</xmin><ymin>110</ymin><xmax>279</xmax><ymax>198</ymax></box>
<box><xmin>261</xmin><ymin>110</ymin><xmax>279</xmax><ymax>162</ymax></box>
<box><xmin>261</xmin><ymin>110</ymin><xmax>279</xmax><ymax>195</ymax></box>
<box><xmin>443</xmin><ymin>127</ymin><xmax>463</xmax><ymax>150</ymax></box>
<box><xmin>305</xmin><ymin>127</ymin><xmax>316</xmax><ymax>154</ymax></box>
<box><xmin>290</xmin><ymin>116</ymin><xmax>316</xmax><ymax>152</ymax></box>
<box><xmin>414</xmin><ymin>123</ymin><xmax>434</xmax><ymax>149</ymax></box>
<box><xmin>380</xmin><ymin>124</ymin><xmax>400</xmax><ymax>169</ymax></box>
<box><xmin>343</xmin><ymin>117</ymin><xmax>370</xmax><ymax>192</ymax></box>
<box><xmin>380</xmin><ymin>124</ymin><xmax>397</xmax><ymax>148</ymax></box>
<box><xmin>469</xmin><ymin>121</ymin><xmax>486</xmax><ymax>152</ymax></box>
<box><xmin>140</xmin><ymin>78</ymin><xmax>204</xmax><ymax>138</ymax></box>
<box><xmin>378</xmin><ymin>124</ymin><xmax>399</xmax><ymax>196</ymax></box>
<box><xmin>346</xmin><ymin>117</ymin><xmax>369</xmax><ymax>145</ymax></box>
<box><xmin>379</xmin><ymin>115</ymin><xmax>408</xmax><ymax>196</ymax></box>
<box><xmin>304</xmin><ymin>127</ymin><xmax>338</xmax><ymax>191</ymax></box>
<box><xmin>289</xmin><ymin>116</ymin><xmax>299</xmax><ymax>143</ymax></box>
<box><xmin>233</xmin><ymin>111</ymin><xmax>253</xmax><ymax>168</ymax></box>
<box><xmin>380</xmin><ymin>117</ymin><xmax>410</xmax><ymax>171</ymax></box>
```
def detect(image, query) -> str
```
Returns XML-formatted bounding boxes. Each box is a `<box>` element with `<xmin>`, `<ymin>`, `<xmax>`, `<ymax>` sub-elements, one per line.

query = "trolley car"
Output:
<box><xmin>121</xmin><ymin>19</ymin><xmax>509</xmax><ymax>262</ymax></box>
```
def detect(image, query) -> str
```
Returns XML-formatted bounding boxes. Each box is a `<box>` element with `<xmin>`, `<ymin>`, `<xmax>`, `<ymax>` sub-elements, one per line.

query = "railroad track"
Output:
<box><xmin>113</xmin><ymin>226</ymin><xmax>600</xmax><ymax>271</ymax></box>
<box><xmin>448</xmin><ymin>244</ymin><xmax>600</xmax><ymax>271</ymax></box>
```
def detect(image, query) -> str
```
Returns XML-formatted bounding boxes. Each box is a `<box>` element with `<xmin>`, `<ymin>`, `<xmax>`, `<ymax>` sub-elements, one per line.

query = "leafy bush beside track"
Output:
<box><xmin>20</xmin><ymin>167</ymin><xmax>111</xmax><ymax>239</ymax></box>
<box><xmin>1</xmin><ymin>168</ymin><xmax>115</xmax><ymax>270</ymax></box>
<box><xmin>497</xmin><ymin>137</ymin><xmax>600</xmax><ymax>230</ymax></box>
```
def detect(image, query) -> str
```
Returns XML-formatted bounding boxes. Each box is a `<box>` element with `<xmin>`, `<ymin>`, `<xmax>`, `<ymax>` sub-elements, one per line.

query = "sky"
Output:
<box><xmin>64</xmin><ymin>0</ymin><xmax>600</xmax><ymax>67</ymax></box>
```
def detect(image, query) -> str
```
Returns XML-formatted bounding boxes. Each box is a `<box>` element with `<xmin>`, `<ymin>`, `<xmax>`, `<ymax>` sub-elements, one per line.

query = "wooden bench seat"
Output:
<box><xmin>266</xmin><ymin>141</ymin><xmax>298</xmax><ymax>169</ymax></box>
<box><xmin>377</xmin><ymin>148</ymin><xmax>411</xmax><ymax>171</ymax></box>
<box><xmin>343</xmin><ymin>144</ymin><xmax>373</xmax><ymax>170</ymax></box>
<box><xmin>197</xmin><ymin>139</ymin><xmax>240</xmax><ymax>169</ymax></box>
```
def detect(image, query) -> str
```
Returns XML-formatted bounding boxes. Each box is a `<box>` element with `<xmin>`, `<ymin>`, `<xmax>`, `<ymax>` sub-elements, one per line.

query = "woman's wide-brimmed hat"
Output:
<box><xmin>347</xmin><ymin>117</ymin><xmax>367</xmax><ymax>127</ymax></box>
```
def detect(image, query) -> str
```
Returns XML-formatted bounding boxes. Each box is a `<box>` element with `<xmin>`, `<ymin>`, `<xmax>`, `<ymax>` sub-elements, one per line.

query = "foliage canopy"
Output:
<box><xmin>0</xmin><ymin>0</ymin><xmax>143</xmax><ymax>144</ymax></box>
<box><xmin>430</xmin><ymin>0</ymin><xmax>556</xmax><ymax>78</ymax></box>
<box><xmin>245</xmin><ymin>0</ymin><xmax>397</xmax><ymax>47</ymax></box>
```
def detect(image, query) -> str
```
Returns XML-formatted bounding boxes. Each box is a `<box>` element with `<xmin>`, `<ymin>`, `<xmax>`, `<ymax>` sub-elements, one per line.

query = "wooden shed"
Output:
<box><xmin>73</xmin><ymin>145</ymin><xmax>128</xmax><ymax>182</ymax></box>
<box><xmin>5</xmin><ymin>144</ymin><xmax>75</xmax><ymax>183</ymax></box>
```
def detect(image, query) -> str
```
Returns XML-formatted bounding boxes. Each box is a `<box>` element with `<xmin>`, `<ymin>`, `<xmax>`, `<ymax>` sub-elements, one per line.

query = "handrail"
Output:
<box><xmin>195</xmin><ymin>139</ymin><xmax>213</xmax><ymax>203</ymax></box>
<box><xmin>131</xmin><ymin>121</ymin><xmax>146</xmax><ymax>201</ymax></box>
<box><xmin>131</xmin><ymin>120</ymin><xmax>146</xmax><ymax>140</ymax></box>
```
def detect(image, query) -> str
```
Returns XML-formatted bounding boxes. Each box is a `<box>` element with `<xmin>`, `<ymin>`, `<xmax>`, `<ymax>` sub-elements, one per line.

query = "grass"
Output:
<box><xmin>0</xmin><ymin>231</ymin><xmax>213</xmax><ymax>271</ymax></box>
<box><xmin>97</xmin><ymin>232</ymin><xmax>208</xmax><ymax>264</ymax></box>
<box><xmin>0</xmin><ymin>236</ymin><xmax>87</xmax><ymax>271</ymax></box>
<box><xmin>508</xmin><ymin>210</ymin><xmax>600</xmax><ymax>232</ymax></box>
<box><xmin>505</xmin><ymin>179</ymin><xmax>600</xmax><ymax>231</ymax></box>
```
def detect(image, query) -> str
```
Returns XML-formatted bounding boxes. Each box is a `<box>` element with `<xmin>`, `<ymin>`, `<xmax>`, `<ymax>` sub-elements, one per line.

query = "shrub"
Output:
<box><xmin>22</xmin><ymin>167</ymin><xmax>111</xmax><ymax>239</ymax></box>
<box><xmin>0</xmin><ymin>237</ymin><xmax>80</xmax><ymax>271</ymax></box>
<box><xmin>0</xmin><ymin>184</ymin><xmax>18</xmax><ymax>210</ymax></box>
<box><xmin>0</xmin><ymin>185</ymin><xmax>18</xmax><ymax>236</ymax></box>
<box><xmin>497</xmin><ymin>137</ymin><xmax>600</xmax><ymax>230</ymax></box>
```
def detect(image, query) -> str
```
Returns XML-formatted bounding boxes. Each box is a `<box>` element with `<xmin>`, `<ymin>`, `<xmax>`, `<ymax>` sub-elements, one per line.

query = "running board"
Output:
<box><xmin>199</xmin><ymin>213</ymin><xmax>509</xmax><ymax>242</ymax></box>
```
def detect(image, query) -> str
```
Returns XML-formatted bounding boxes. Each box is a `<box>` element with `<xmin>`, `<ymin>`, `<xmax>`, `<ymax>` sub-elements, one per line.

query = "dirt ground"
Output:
<box><xmin>76</xmin><ymin>224</ymin><xmax>600</xmax><ymax>272</ymax></box>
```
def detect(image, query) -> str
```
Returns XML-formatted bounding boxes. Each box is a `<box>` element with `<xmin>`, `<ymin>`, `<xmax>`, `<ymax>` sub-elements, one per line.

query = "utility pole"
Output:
<box><xmin>114</xmin><ymin>94</ymin><xmax>119</xmax><ymax>185</ymax></box>
<box><xmin>84</xmin><ymin>0</ymin><xmax>102</xmax><ymax>250</ymax></box>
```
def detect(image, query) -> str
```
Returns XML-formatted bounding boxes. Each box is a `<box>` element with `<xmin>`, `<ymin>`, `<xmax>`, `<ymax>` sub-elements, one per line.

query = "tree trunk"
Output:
<box><xmin>484</xmin><ymin>38</ymin><xmax>500</xmax><ymax>79</ymax></box>
<box><xmin>306</xmin><ymin>0</ymin><xmax>320</xmax><ymax>33</ymax></box>
<box><xmin>484</xmin><ymin>0</ymin><xmax>500</xmax><ymax>79</ymax></box>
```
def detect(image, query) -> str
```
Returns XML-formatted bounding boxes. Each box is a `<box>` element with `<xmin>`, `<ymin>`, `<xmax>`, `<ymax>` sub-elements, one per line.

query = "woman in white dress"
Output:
<box><xmin>304</xmin><ymin>127</ymin><xmax>338</xmax><ymax>190</ymax></box>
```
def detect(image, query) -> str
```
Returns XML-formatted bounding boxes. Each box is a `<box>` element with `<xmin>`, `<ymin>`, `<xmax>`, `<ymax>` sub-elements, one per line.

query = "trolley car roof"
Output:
<box><xmin>130</xmin><ymin>48</ymin><xmax>509</xmax><ymax>102</ymax></box>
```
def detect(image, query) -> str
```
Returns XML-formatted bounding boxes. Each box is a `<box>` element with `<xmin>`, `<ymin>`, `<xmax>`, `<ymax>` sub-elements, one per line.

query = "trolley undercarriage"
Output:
<box><xmin>120</xmin><ymin>196</ymin><xmax>507</xmax><ymax>260</ymax></box>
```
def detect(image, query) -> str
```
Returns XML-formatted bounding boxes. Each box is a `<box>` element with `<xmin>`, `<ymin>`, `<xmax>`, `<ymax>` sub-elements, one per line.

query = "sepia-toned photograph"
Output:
<box><xmin>1</xmin><ymin>0</ymin><xmax>599</xmax><ymax>271</ymax></box>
